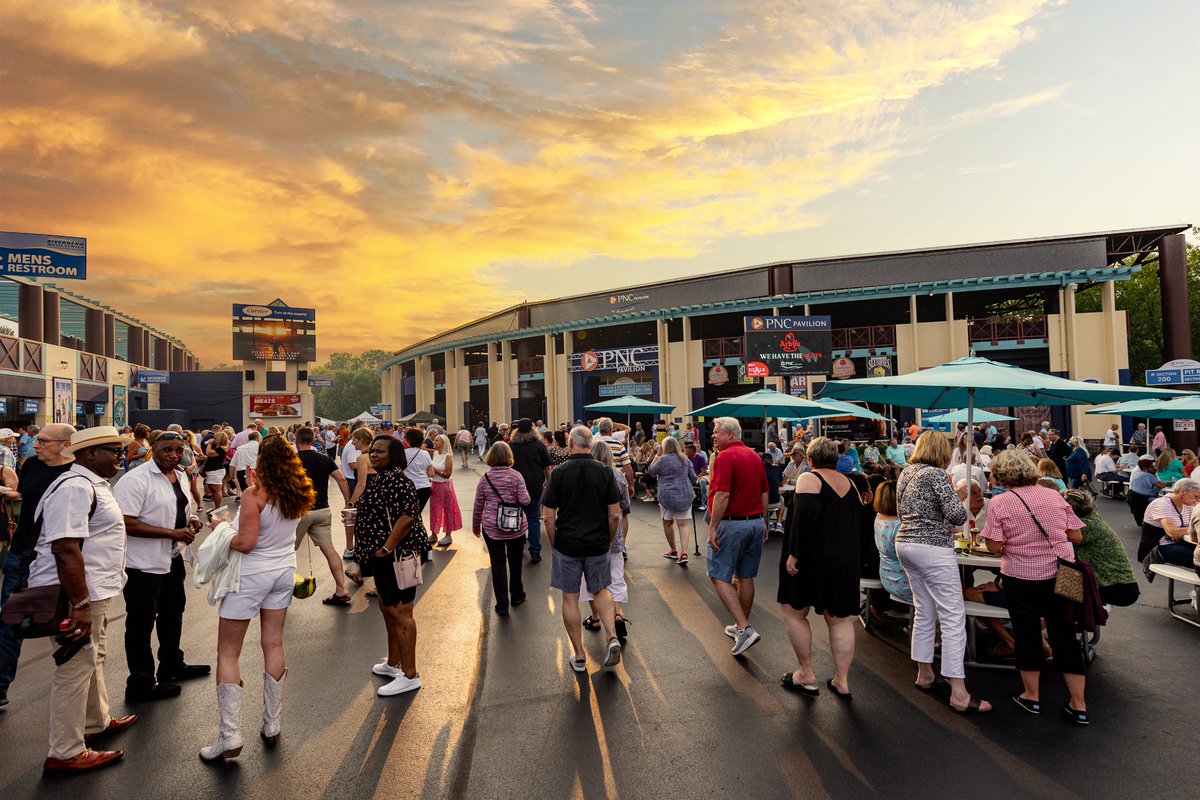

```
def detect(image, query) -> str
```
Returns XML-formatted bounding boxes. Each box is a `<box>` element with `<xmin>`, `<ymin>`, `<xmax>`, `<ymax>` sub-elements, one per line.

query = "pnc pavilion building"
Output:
<box><xmin>379</xmin><ymin>226</ymin><xmax>1194</xmax><ymax>443</ymax></box>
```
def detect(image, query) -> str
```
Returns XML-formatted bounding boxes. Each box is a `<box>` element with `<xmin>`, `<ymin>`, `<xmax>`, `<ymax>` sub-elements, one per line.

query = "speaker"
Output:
<box><xmin>244</xmin><ymin>369</ymin><xmax>255</xmax><ymax>381</ymax></box>
<box><xmin>297</xmin><ymin>369</ymin><xmax>308</xmax><ymax>381</ymax></box>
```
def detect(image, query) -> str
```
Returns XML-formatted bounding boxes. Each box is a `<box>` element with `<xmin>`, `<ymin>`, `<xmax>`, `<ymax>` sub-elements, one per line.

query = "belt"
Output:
<box><xmin>723</xmin><ymin>514</ymin><xmax>761</xmax><ymax>521</ymax></box>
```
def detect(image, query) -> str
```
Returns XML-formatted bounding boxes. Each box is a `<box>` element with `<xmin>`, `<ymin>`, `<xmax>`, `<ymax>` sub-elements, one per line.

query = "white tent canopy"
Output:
<box><xmin>349</xmin><ymin>411</ymin><xmax>383</xmax><ymax>424</ymax></box>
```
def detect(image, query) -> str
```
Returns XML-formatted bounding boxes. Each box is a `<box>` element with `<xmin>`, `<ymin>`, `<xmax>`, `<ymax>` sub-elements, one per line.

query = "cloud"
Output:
<box><xmin>0</xmin><ymin>0</ymin><xmax>1056</xmax><ymax>363</ymax></box>
<box><xmin>949</xmin><ymin>84</ymin><xmax>1070</xmax><ymax>128</ymax></box>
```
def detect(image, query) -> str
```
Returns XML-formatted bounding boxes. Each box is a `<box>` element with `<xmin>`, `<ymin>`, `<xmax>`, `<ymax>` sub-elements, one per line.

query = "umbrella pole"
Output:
<box><xmin>964</xmin><ymin>389</ymin><xmax>975</xmax><ymax>543</ymax></box>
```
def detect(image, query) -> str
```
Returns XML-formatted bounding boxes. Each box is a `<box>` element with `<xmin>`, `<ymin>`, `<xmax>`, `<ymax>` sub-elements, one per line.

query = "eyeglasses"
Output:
<box><xmin>96</xmin><ymin>446</ymin><xmax>126</xmax><ymax>456</ymax></box>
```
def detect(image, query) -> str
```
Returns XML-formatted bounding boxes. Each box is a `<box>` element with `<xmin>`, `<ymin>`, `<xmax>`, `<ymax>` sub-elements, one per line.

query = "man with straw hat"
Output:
<box><xmin>25</xmin><ymin>426</ymin><xmax>136</xmax><ymax>775</ymax></box>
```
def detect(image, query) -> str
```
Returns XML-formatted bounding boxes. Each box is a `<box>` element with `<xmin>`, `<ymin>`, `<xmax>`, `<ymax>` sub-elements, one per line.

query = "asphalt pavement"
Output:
<box><xmin>1</xmin><ymin>462</ymin><xmax>1195</xmax><ymax>799</ymax></box>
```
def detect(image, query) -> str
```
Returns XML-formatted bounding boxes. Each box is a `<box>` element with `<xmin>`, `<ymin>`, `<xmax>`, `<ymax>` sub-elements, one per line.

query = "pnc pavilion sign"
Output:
<box><xmin>742</xmin><ymin>315</ymin><xmax>833</xmax><ymax>377</ymax></box>
<box><xmin>568</xmin><ymin>345</ymin><xmax>659</xmax><ymax>374</ymax></box>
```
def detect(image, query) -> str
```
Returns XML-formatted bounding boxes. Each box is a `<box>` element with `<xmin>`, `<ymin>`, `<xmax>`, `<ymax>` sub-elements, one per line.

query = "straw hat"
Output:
<box><xmin>63</xmin><ymin>426</ymin><xmax>134</xmax><ymax>455</ymax></box>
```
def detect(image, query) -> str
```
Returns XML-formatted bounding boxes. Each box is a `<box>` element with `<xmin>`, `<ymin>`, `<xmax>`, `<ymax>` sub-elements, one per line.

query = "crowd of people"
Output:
<box><xmin>1</xmin><ymin>409</ymin><xmax>1196</xmax><ymax>777</ymax></box>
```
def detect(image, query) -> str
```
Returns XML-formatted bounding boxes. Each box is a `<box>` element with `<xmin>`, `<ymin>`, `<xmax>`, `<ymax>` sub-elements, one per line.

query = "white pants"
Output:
<box><xmin>895</xmin><ymin>542</ymin><xmax>966</xmax><ymax>679</ymax></box>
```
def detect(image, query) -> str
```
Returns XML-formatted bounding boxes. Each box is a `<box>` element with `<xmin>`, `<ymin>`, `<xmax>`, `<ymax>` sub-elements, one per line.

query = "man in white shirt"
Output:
<box><xmin>230</xmin><ymin>431</ymin><xmax>261</xmax><ymax>493</ymax></box>
<box><xmin>113</xmin><ymin>431</ymin><xmax>206</xmax><ymax>702</ymax></box>
<box><xmin>1102</xmin><ymin>424</ymin><xmax>1120</xmax><ymax>451</ymax></box>
<box><xmin>1094</xmin><ymin>447</ymin><xmax>1127</xmax><ymax>490</ymax></box>
<box><xmin>766</xmin><ymin>441</ymin><xmax>785</xmax><ymax>465</ymax></box>
<box><xmin>27</xmin><ymin>427</ymin><xmax>136</xmax><ymax>775</ymax></box>
<box><xmin>339</xmin><ymin>432</ymin><xmax>362</xmax><ymax>559</ymax></box>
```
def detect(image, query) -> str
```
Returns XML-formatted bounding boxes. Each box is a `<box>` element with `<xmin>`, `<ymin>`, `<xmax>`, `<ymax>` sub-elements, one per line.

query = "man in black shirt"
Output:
<box><xmin>294</xmin><ymin>428</ymin><xmax>353</xmax><ymax>604</ymax></box>
<box><xmin>0</xmin><ymin>423</ymin><xmax>75</xmax><ymax>706</ymax></box>
<box><xmin>542</xmin><ymin>426</ymin><xmax>621</xmax><ymax>673</ymax></box>
<box><xmin>509</xmin><ymin>418</ymin><xmax>551</xmax><ymax>563</ymax></box>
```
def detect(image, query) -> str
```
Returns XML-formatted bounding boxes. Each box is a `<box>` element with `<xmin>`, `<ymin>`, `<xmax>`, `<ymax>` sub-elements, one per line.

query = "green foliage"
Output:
<box><xmin>312</xmin><ymin>349</ymin><xmax>392</xmax><ymax>421</ymax></box>
<box><xmin>1076</xmin><ymin>242</ymin><xmax>1200</xmax><ymax>385</ymax></box>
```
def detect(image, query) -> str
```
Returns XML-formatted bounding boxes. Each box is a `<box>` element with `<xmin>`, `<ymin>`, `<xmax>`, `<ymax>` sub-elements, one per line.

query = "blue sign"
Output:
<box><xmin>599</xmin><ymin>382</ymin><xmax>652</xmax><ymax>397</ymax></box>
<box><xmin>75</xmin><ymin>402</ymin><xmax>84</xmax><ymax>415</ymax></box>
<box><xmin>1146</xmin><ymin>369</ymin><xmax>1182</xmax><ymax>386</ymax></box>
<box><xmin>0</xmin><ymin>399</ymin><xmax>6</xmax><ymax>415</ymax></box>
<box><xmin>0</xmin><ymin>232</ymin><xmax>87</xmax><ymax>279</ymax></box>
<box><xmin>378</xmin><ymin>403</ymin><xmax>392</xmax><ymax>410</ymax></box>
<box><xmin>307</xmin><ymin>375</ymin><xmax>333</xmax><ymax>387</ymax></box>
<box><xmin>95</xmin><ymin>403</ymin><xmax>106</xmax><ymax>415</ymax></box>
<box><xmin>232</xmin><ymin>304</ymin><xmax>315</xmax><ymax>321</ymax></box>
<box><xmin>137</xmin><ymin>369</ymin><xmax>170</xmax><ymax>385</ymax></box>
<box><xmin>22</xmin><ymin>399</ymin><xmax>39</xmax><ymax>414</ymax></box>
<box><xmin>369</xmin><ymin>405</ymin><xmax>381</xmax><ymax>415</ymax></box>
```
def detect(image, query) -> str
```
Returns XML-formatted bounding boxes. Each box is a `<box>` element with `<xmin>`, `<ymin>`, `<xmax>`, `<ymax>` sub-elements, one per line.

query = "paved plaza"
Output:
<box><xmin>0</xmin><ymin>465</ymin><xmax>1194</xmax><ymax>799</ymax></box>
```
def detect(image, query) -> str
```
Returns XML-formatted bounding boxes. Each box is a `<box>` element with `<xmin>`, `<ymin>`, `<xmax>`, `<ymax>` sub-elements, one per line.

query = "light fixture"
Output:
<box><xmin>59</xmin><ymin>360</ymin><xmax>68</xmax><ymax>369</ymax></box>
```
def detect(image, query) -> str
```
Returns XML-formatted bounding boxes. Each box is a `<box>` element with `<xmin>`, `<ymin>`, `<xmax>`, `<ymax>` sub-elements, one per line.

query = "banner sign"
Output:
<box><xmin>307</xmin><ymin>374</ymin><xmax>334</xmax><ymax>387</ymax></box>
<box><xmin>1146</xmin><ymin>358</ymin><xmax>1200</xmax><ymax>386</ymax></box>
<box><xmin>232</xmin><ymin>303</ymin><xmax>316</xmax><ymax>362</ymax></box>
<box><xmin>113</xmin><ymin>386</ymin><xmax>126</xmax><ymax>429</ymax></box>
<box><xmin>248</xmin><ymin>394</ymin><xmax>302</xmax><ymax>417</ymax></box>
<box><xmin>137</xmin><ymin>369</ymin><xmax>170</xmax><ymax>385</ymax></box>
<box><xmin>1175</xmin><ymin>419</ymin><xmax>1196</xmax><ymax>432</ymax></box>
<box><xmin>742</xmin><ymin>316</ymin><xmax>832</xmax><ymax>376</ymax></box>
<box><xmin>53</xmin><ymin>378</ymin><xmax>72</xmax><ymax>423</ymax></box>
<box><xmin>0</xmin><ymin>232</ymin><xmax>87</xmax><ymax>280</ymax></box>
<box><xmin>0</xmin><ymin>399</ymin><xmax>6</xmax><ymax>415</ymax></box>
<box><xmin>95</xmin><ymin>403</ymin><xmax>106</xmax><ymax>416</ymax></box>
<box><xmin>22</xmin><ymin>398</ymin><xmax>39</xmax><ymax>414</ymax></box>
<box><xmin>599</xmin><ymin>382</ymin><xmax>652</xmax><ymax>397</ymax></box>
<box><xmin>378</xmin><ymin>403</ymin><xmax>392</xmax><ymax>410</ymax></box>
<box><xmin>568</xmin><ymin>345</ymin><xmax>658</xmax><ymax>374</ymax></box>
<box><xmin>788</xmin><ymin>376</ymin><xmax>807</xmax><ymax>396</ymax></box>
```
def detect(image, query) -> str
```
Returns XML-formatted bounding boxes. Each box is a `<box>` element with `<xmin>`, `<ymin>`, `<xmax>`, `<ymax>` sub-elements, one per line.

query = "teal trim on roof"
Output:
<box><xmin>379</xmin><ymin>266</ymin><xmax>1139</xmax><ymax>371</ymax></box>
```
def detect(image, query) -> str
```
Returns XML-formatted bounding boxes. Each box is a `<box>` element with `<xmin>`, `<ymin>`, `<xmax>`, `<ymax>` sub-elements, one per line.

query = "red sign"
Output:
<box><xmin>249</xmin><ymin>394</ymin><xmax>302</xmax><ymax>417</ymax></box>
<box><xmin>708</xmin><ymin>365</ymin><xmax>729</xmax><ymax>385</ymax></box>
<box><xmin>580</xmin><ymin>351</ymin><xmax>599</xmax><ymax>371</ymax></box>
<box><xmin>745</xmin><ymin>361</ymin><xmax>769</xmax><ymax>378</ymax></box>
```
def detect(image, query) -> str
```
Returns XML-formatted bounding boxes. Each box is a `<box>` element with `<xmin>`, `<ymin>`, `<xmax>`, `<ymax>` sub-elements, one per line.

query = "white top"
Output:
<box><xmin>1094</xmin><ymin>453</ymin><xmax>1118</xmax><ymax>475</ymax></box>
<box><xmin>1117</xmin><ymin>452</ymin><xmax>1139</xmax><ymax>471</ymax></box>
<box><xmin>1103</xmin><ymin>429</ymin><xmax>1119</xmax><ymax>448</ymax></box>
<box><xmin>27</xmin><ymin>465</ymin><xmax>127</xmax><ymax>601</ymax></box>
<box><xmin>430</xmin><ymin>452</ymin><xmax>450</xmax><ymax>483</ymax></box>
<box><xmin>113</xmin><ymin>459</ymin><xmax>194</xmax><ymax>574</ymax></box>
<box><xmin>405</xmin><ymin>447</ymin><xmax>432</xmax><ymax>489</ymax></box>
<box><xmin>340</xmin><ymin>441</ymin><xmax>360</xmax><ymax>479</ymax></box>
<box><xmin>230</xmin><ymin>440</ymin><xmax>260</xmax><ymax>471</ymax></box>
<box><xmin>239</xmin><ymin>501</ymin><xmax>299</xmax><ymax>575</ymax></box>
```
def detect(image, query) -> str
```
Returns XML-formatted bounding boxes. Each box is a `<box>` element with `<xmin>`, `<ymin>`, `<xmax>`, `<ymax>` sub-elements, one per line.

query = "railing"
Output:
<box><xmin>517</xmin><ymin>356</ymin><xmax>544</xmax><ymax>376</ymax></box>
<box><xmin>968</xmin><ymin>315</ymin><xmax>1048</xmax><ymax>345</ymax></box>
<box><xmin>432</xmin><ymin>369</ymin><xmax>446</xmax><ymax>386</ymax></box>
<box><xmin>0</xmin><ymin>334</ymin><xmax>44</xmax><ymax>374</ymax></box>
<box><xmin>703</xmin><ymin>337</ymin><xmax>743</xmax><ymax>358</ymax></box>
<box><xmin>467</xmin><ymin>363</ymin><xmax>488</xmax><ymax>381</ymax></box>
<box><xmin>832</xmin><ymin>325</ymin><xmax>896</xmax><ymax>351</ymax></box>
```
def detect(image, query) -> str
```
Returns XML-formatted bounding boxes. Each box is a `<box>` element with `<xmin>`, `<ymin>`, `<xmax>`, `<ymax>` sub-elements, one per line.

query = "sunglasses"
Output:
<box><xmin>155</xmin><ymin>431</ymin><xmax>184</xmax><ymax>441</ymax></box>
<box><xmin>96</xmin><ymin>446</ymin><xmax>126</xmax><ymax>456</ymax></box>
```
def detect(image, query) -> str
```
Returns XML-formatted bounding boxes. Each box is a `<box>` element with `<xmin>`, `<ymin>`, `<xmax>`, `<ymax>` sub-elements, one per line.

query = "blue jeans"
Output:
<box><xmin>524</xmin><ymin>487</ymin><xmax>543</xmax><ymax>556</ymax></box>
<box><xmin>0</xmin><ymin>549</ymin><xmax>30</xmax><ymax>698</ymax></box>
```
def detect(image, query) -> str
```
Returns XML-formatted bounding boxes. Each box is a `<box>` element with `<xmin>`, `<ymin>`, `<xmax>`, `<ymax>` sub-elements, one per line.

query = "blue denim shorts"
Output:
<box><xmin>706</xmin><ymin>518</ymin><xmax>764</xmax><ymax>582</ymax></box>
<box><xmin>551</xmin><ymin>550</ymin><xmax>611</xmax><ymax>594</ymax></box>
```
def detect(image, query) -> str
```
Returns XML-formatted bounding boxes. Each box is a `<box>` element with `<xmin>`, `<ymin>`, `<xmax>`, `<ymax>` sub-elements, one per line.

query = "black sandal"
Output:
<box><xmin>582</xmin><ymin>616</ymin><xmax>601</xmax><ymax>632</ymax></box>
<box><xmin>781</xmin><ymin>674</ymin><xmax>819</xmax><ymax>696</ymax></box>
<box><xmin>615</xmin><ymin>616</ymin><xmax>629</xmax><ymax>640</ymax></box>
<box><xmin>322</xmin><ymin>593</ymin><xmax>352</xmax><ymax>606</ymax></box>
<box><xmin>950</xmin><ymin>696</ymin><xmax>992</xmax><ymax>713</ymax></box>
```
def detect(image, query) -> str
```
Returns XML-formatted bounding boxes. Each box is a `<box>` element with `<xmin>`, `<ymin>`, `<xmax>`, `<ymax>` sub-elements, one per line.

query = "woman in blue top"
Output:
<box><xmin>840</xmin><ymin>439</ymin><xmax>861</xmax><ymax>472</ymax></box>
<box><xmin>872</xmin><ymin>481</ymin><xmax>910</xmax><ymax>603</ymax></box>
<box><xmin>1063</xmin><ymin>437</ymin><xmax>1092</xmax><ymax>489</ymax></box>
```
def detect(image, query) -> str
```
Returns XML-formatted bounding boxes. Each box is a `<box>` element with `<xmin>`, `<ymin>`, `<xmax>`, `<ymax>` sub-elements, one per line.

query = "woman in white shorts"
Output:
<box><xmin>647</xmin><ymin>436</ymin><xmax>698</xmax><ymax>566</ymax></box>
<box><xmin>202</xmin><ymin>430</ymin><xmax>230</xmax><ymax>509</ymax></box>
<box><xmin>580</xmin><ymin>441</ymin><xmax>631</xmax><ymax>641</ymax></box>
<box><xmin>200</xmin><ymin>435</ymin><xmax>316</xmax><ymax>763</ymax></box>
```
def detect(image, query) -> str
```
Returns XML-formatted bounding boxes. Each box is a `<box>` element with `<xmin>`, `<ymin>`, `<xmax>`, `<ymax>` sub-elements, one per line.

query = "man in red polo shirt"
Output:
<box><xmin>706</xmin><ymin>417</ymin><xmax>768</xmax><ymax>656</ymax></box>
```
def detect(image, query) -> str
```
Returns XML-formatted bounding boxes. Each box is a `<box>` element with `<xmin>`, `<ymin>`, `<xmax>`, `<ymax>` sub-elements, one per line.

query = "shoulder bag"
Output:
<box><xmin>484</xmin><ymin>472</ymin><xmax>524</xmax><ymax>533</ymax></box>
<box><xmin>1008</xmin><ymin>490</ymin><xmax>1085</xmax><ymax>603</ymax></box>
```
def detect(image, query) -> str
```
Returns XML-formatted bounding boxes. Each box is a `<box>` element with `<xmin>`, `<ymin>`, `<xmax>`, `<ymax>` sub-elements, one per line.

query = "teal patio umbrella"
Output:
<box><xmin>819</xmin><ymin>356</ymin><xmax>1189</xmax><ymax>533</ymax></box>
<box><xmin>1086</xmin><ymin>395</ymin><xmax>1200</xmax><ymax>419</ymax></box>
<box><xmin>686</xmin><ymin>388</ymin><xmax>888</xmax><ymax>421</ymax></box>
<box><xmin>585</xmin><ymin>394</ymin><xmax>676</xmax><ymax>429</ymax></box>
<box><xmin>924</xmin><ymin>409</ymin><xmax>1017</xmax><ymax>425</ymax></box>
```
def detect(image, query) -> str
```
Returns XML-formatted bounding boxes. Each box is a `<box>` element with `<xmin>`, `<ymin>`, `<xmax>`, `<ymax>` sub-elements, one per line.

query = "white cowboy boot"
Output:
<box><xmin>260</xmin><ymin>669</ymin><xmax>286</xmax><ymax>745</ymax></box>
<box><xmin>199</xmin><ymin>682</ymin><xmax>244</xmax><ymax>762</ymax></box>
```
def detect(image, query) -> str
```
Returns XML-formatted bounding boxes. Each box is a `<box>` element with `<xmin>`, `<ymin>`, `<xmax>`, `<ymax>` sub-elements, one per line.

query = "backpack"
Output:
<box><xmin>484</xmin><ymin>473</ymin><xmax>524</xmax><ymax>533</ymax></box>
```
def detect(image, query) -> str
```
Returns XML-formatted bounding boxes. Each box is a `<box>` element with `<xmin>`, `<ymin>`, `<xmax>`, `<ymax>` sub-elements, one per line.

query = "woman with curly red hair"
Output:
<box><xmin>200</xmin><ymin>435</ymin><xmax>315</xmax><ymax>762</ymax></box>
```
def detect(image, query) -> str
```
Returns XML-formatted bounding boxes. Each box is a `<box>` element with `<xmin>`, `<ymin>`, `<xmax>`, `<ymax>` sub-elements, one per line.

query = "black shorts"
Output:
<box><xmin>368</xmin><ymin>553</ymin><xmax>417</xmax><ymax>607</ymax></box>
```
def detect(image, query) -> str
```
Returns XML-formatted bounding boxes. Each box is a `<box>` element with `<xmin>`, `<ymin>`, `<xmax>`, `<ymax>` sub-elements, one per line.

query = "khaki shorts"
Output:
<box><xmin>294</xmin><ymin>507</ymin><xmax>333</xmax><ymax>549</ymax></box>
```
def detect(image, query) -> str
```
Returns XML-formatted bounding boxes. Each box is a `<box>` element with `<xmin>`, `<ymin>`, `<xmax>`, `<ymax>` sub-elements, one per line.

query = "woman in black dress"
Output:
<box><xmin>778</xmin><ymin>436</ymin><xmax>862</xmax><ymax>699</ymax></box>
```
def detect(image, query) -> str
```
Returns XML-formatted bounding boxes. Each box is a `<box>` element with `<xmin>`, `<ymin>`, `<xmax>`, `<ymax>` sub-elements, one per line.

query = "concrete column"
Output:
<box><xmin>656</xmin><ymin>319</ymin><xmax>670</xmax><ymax>406</ymax></box>
<box><xmin>1063</xmin><ymin>283</ymin><xmax>1080</xmax><ymax>433</ymax></box>
<box><xmin>154</xmin><ymin>337</ymin><xmax>169</xmax><ymax>370</ymax></box>
<box><xmin>18</xmin><ymin>283</ymin><xmax>43</xmax><ymax>342</ymax></box>
<box><xmin>171</xmin><ymin>345</ymin><xmax>185</xmax><ymax>372</ymax></box>
<box><xmin>85</xmin><ymin>308</ymin><xmax>105</xmax><ymax>355</ymax></box>
<box><xmin>561</xmin><ymin>333</ymin><xmax>575</xmax><ymax>424</ymax></box>
<box><xmin>103</xmin><ymin>313</ymin><xmax>116</xmax><ymax>358</ymax></box>
<box><xmin>1160</xmin><ymin>233</ymin><xmax>1194</xmax><ymax>361</ymax></box>
<box><xmin>500</xmin><ymin>340</ymin><xmax>515</xmax><ymax>422</ymax></box>
<box><xmin>42</xmin><ymin>289</ymin><xmax>60</xmax><ymax>345</ymax></box>
<box><xmin>945</xmin><ymin>292</ymin><xmax>958</xmax><ymax>357</ymax></box>
<box><xmin>444</xmin><ymin>349</ymin><xmax>462</xmax><ymax>428</ymax></box>
<box><xmin>141</xmin><ymin>330</ymin><xmax>151</xmax><ymax>367</ymax></box>
<box><xmin>909</xmin><ymin>295</ymin><xmax>921</xmax><ymax>423</ymax></box>
<box><xmin>127</xmin><ymin>324</ymin><xmax>144</xmax><ymax>365</ymax></box>
<box><xmin>1101</xmin><ymin>280</ymin><xmax>1120</xmax><ymax>383</ymax></box>
<box><xmin>542</xmin><ymin>334</ymin><xmax>557</xmax><ymax>428</ymax></box>
<box><xmin>486</xmin><ymin>342</ymin><xmax>504</xmax><ymax>426</ymax></box>
<box><xmin>681</xmin><ymin>316</ymin><xmax>693</xmax><ymax>413</ymax></box>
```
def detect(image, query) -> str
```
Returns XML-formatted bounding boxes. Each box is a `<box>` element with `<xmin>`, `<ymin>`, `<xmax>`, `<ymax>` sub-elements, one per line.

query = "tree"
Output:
<box><xmin>1076</xmin><ymin>242</ymin><xmax>1200</xmax><ymax>385</ymax></box>
<box><xmin>312</xmin><ymin>350</ymin><xmax>392</xmax><ymax>420</ymax></box>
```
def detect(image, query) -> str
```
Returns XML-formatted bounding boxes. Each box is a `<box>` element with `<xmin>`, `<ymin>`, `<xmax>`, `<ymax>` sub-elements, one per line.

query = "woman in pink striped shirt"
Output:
<box><xmin>982</xmin><ymin>449</ymin><xmax>1088</xmax><ymax>725</ymax></box>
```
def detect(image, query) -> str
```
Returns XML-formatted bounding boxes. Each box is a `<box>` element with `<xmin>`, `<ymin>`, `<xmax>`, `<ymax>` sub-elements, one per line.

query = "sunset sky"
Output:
<box><xmin>2</xmin><ymin>0</ymin><xmax>1197</xmax><ymax>365</ymax></box>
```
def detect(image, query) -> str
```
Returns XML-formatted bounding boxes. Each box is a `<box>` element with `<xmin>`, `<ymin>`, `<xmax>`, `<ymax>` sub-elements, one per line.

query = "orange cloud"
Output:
<box><xmin>0</xmin><ymin>0</ymin><xmax>1056</xmax><ymax>364</ymax></box>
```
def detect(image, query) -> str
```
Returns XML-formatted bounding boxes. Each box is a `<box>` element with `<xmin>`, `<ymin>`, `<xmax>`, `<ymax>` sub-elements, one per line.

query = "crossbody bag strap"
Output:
<box><xmin>1008</xmin><ymin>489</ymin><xmax>1051</xmax><ymax>544</ymax></box>
<box><xmin>483</xmin><ymin>472</ymin><xmax>511</xmax><ymax>505</ymax></box>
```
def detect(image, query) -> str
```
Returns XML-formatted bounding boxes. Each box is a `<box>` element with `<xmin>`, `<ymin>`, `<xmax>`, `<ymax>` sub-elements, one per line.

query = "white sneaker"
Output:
<box><xmin>724</xmin><ymin>624</ymin><xmax>738</xmax><ymax>640</ymax></box>
<box><xmin>731</xmin><ymin>625</ymin><xmax>761</xmax><ymax>656</ymax></box>
<box><xmin>603</xmin><ymin>637</ymin><xmax>622</xmax><ymax>668</ymax></box>
<box><xmin>437</xmin><ymin>535</ymin><xmax>453</xmax><ymax>547</ymax></box>
<box><xmin>567</xmin><ymin>654</ymin><xmax>587</xmax><ymax>673</ymax></box>
<box><xmin>371</xmin><ymin>659</ymin><xmax>402</xmax><ymax>678</ymax></box>
<box><xmin>342</xmin><ymin>548</ymin><xmax>356</xmax><ymax>560</ymax></box>
<box><xmin>377</xmin><ymin>673</ymin><xmax>421</xmax><ymax>696</ymax></box>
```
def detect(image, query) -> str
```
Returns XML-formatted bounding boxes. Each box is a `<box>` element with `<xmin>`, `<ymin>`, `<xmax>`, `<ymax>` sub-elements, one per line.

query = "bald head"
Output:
<box><xmin>36</xmin><ymin>423</ymin><xmax>76</xmax><ymax>466</ymax></box>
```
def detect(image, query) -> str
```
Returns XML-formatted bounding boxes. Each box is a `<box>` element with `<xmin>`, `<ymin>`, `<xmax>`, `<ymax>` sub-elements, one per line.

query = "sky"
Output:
<box><xmin>1</xmin><ymin>0</ymin><xmax>1197</xmax><ymax>366</ymax></box>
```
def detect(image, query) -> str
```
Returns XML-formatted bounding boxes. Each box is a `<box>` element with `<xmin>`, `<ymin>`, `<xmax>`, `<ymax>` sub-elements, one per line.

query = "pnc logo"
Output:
<box><xmin>581</xmin><ymin>350</ymin><xmax>600</xmax><ymax>371</ymax></box>
<box><xmin>749</xmin><ymin>317</ymin><xmax>766</xmax><ymax>331</ymax></box>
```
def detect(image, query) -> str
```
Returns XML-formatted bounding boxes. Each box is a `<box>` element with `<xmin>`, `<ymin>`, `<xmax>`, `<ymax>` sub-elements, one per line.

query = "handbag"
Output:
<box><xmin>1</xmin><ymin>584</ymin><xmax>71</xmax><ymax>638</ymax></box>
<box><xmin>293</xmin><ymin>535</ymin><xmax>317</xmax><ymax>599</ymax></box>
<box><xmin>484</xmin><ymin>473</ymin><xmax>524</xmax><ymax>533</ymax></box>
<box><xmin>393</xmin><ymin>553</ymin><xmax>423</xmax><ymax>590</ymax></box>
<box><xmin>1009</xmin><ymin>491</ymin><xmax>1085</xmax><ymax>603</ymax></box>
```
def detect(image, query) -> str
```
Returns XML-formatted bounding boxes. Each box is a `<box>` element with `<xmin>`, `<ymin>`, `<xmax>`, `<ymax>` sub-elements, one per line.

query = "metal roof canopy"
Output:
<box><xmin>381</xmin><ymin>224</ymin><xmax>1191</xmax><ymax>370</ymax></box>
